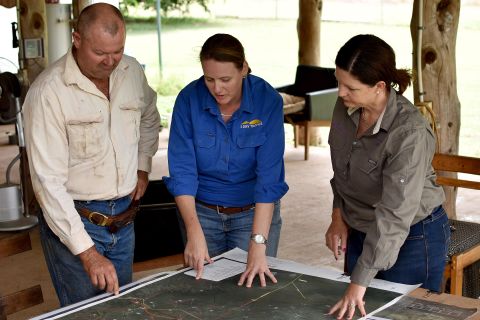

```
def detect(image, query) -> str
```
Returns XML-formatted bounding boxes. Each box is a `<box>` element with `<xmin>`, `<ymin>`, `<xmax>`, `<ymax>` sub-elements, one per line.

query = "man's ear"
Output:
<box><xmin>72</xmin><ymin>31</ymin><xmax>81</xmax><ymax>49</ymax></box>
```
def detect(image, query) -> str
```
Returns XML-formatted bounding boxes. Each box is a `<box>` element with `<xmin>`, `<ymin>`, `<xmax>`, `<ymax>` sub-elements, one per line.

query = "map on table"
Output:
<box><xmin>33</xmin><ymin>248</ymin><xmax>416</xmax><ymax>320</ymax></box>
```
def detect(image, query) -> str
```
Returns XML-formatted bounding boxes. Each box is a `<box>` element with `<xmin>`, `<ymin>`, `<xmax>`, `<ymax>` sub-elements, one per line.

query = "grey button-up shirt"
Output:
<box><xmin>328</xmin><ymin>90</ymin><xmax>445</xmax><ymax>287</ymax></box>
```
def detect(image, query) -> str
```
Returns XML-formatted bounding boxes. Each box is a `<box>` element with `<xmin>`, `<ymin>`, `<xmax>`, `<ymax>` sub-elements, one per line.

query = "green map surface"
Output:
<box><xmin>54</xmin><ymin>261</ymin><xmax>401</xmax><ymax>320</ymax></box>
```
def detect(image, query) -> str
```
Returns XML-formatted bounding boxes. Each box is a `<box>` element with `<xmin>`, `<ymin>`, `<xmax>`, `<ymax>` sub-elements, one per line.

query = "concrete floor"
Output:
<box><xmin>1</xmin><ymin>124</ymin><xmax>479</xmax><ymax>319</ymax></box>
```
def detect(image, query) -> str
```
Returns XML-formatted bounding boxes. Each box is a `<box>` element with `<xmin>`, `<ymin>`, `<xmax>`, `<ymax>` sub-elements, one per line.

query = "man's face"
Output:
<box><xmin>72</xmin><ymin>23</ymin><xmax>125</xmax><ymax>81</ymax></box>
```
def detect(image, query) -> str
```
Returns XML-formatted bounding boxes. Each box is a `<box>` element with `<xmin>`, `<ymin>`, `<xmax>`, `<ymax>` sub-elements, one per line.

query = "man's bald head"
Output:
<box><xmin>76</xmin><ymin>3</ymin><xmax>125</xmax><ymax>39</ymax></box>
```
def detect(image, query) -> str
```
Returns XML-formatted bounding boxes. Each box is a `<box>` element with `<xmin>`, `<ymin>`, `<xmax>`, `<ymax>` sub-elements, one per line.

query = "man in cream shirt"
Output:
<box><xmin>23</xmin><ymin>3</ymin><xmax>160</xmax><ymax>306</ymax></box>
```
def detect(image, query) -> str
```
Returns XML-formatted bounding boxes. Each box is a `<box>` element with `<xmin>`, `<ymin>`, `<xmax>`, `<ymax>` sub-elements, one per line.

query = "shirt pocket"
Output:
<box><xmin>194</xmin><ymin>131</ymin><xmax>216</xmax><ymax>170</ymax></box>
<box><xmin>236</xmin><ymin>132</ymin><xmax>267</xmax><ymax>148</ymax></box>
<box><xmin>118</xmin><ymin>100</ymin><xmax>142</xmax><ymax>146</ymax></box>
<box><xmin>234</xmin><ymin>132</ymin><xmax>267</xmax><ymax>165</ymax></box>
<box><xmin>66</xmin><ymin>113</ymin><xmax>103</xmax><ymax>159</ymax></box>
<box><xmin>195</xmin><ymin>131</ymin><xmax>216</xmax><ymax>148</ymax></box>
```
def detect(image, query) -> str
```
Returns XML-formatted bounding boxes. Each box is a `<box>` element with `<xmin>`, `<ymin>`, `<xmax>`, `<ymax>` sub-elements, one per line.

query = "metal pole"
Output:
<box><xmin>156</xmin><ymin>0</ymin><xmax>163</xmax><ymax>79</ymax></box>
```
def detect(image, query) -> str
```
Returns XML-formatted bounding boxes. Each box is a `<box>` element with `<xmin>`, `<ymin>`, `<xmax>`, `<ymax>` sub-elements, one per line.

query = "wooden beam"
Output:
<box><xmin>0</xmin><ymin>232</ymin><xmax>31</xmax><ymax>259</ymax></box>
<box><xmin>0</xmin><ymin>285</ymin><xmax>43</xmax><ymax>317</ymax></box>
<box><xmin>432</xmin><ymin>154</ymin><xmax>480</xmax><ymax>175</ymax></box>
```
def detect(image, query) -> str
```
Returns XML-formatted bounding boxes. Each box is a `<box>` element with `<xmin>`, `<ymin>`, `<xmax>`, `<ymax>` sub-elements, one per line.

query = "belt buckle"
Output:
<box><xmin>88</xmin><ymin>211</ymin><xmax>109</xmax><ymax>226</ymax></box>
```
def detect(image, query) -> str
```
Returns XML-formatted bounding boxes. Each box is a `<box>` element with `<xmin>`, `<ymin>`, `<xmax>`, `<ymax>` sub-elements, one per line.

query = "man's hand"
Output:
<box><xmin>325</xmin><ymin>208</ymin><xmax>349</xmax><ymax>260</ymax></box>
<box><xmin>78</xmin><ymin>246</ymin><xmax>119</xmax><ymax>295</ymax></box>
<box><xmin>237</xmin><ymin>242</ymin><xmax>277</xmax><ymax>288</ymax></box>
<box><xmin>130</xmin><ymin>170</ymin><xmax>149</xmax><ymax>200</ymax></box>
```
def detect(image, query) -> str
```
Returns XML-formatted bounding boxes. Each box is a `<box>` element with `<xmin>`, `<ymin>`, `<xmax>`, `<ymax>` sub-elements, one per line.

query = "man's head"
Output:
<box><xmin>72</xmin><ymin>3</ymin><xmax>126</xmax><ymax>81</ymax></box>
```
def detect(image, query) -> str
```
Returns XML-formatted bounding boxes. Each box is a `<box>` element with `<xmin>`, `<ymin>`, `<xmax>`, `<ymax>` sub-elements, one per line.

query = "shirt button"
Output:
<box><xmin>400</xmin><ymin>178</ymin><xmax>405</xmax><ymax>183</ymax></box>
<box><xmin>353</xmin><ymin>141</ymin><xmax>357</xmax><ymax>145</ymax></box>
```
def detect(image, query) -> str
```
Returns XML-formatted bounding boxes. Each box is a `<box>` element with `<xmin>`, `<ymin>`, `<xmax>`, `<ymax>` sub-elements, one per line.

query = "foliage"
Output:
<box><xmin>156</xmin><ymin>74</ymin><xmax>186</xmax><ymax>96</ymax></box>
<box><xmin>120</xmin><ymin>0</ymin><xmax>210</xmax><ymax>16</ymax></box>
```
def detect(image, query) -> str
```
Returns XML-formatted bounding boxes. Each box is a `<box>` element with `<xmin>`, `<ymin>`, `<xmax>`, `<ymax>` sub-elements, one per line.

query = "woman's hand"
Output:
<box><xmin>184</xmin><ymin>227</ymin><xmax>212</xmax><ymax>280</ymax></box>
<box><xmin>325</xmin><ymin>208</ymin><xmax>349</xmax><ymax>260</ymax></box>
<box><xmin>237</xmin><ymin>243</ymin><xmax>277</xmax><ymax>287</ymax></box>
<box><xmin>328</xmin><ymin>283</ymin><xmax>367</xmax><ymax>319</ymax></box>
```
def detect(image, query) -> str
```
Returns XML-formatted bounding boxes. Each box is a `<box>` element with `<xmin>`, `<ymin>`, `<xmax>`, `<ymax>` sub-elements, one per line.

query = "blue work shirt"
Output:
<box><xmin>164</xmin><ymin>74</ymin><xmax>289</xmax><ymax>207</ymax></box>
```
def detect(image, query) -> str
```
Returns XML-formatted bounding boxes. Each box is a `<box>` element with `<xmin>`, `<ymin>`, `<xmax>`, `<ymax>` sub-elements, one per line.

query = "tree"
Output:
<box><xmin>410</xmin><ymin>0</ymin><xmax>461</xmax><ymax>218</ymax></box>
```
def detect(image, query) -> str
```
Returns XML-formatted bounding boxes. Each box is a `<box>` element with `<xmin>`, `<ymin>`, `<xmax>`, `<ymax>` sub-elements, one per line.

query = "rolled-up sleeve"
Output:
<box><xmin>137</xmin><ymin>69</ymin><xmax>161</xmax><ymax>173</ymax></box>
<box><xmin>164</xmin><ymin>92</ymin><xmax>199</xmax><ymax>197</ymax></box>
<box><xmin>350</xmin><ymin>126</ymin><xmax>433</xmax><ymax>287</ymax></box>
<box><xmin>254</xmin><ymin>93</ymin><xmax>289</xmax><ymax>203</ymax></box>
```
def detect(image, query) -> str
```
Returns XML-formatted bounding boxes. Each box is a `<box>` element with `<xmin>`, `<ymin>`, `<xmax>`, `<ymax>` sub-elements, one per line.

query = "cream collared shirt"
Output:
<box><xmin>23</xmin><ymin>49</ymin><xmax>160</xmax><ymax>254</ymax></box>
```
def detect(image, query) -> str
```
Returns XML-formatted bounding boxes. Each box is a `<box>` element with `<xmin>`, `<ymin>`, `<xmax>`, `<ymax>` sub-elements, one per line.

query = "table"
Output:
<box><xmin>30</xmin><ymin>248</ymin><xmax>480</xmax><ymax>320</ymax></box>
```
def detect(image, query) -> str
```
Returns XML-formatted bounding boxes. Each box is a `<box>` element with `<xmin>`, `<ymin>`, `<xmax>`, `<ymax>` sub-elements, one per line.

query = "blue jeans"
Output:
<box><xmin>178</xmin><ymin>201</ymin><xmax>282</xmax><ymax>258</ymax></box>
<box><xmin>346</xmin><ymin>206</ymin><xmax>450</xmax><ymax>292</ymax></box>
<box><xmin>38</xmin><ymin>196</ymin><xmax>134</xmax><ymax>306</ymax></box>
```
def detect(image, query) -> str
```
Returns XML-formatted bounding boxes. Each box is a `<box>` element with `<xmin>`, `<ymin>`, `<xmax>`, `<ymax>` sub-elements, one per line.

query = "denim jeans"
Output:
<box><xmin>38</xmin><ymin>195</ymin><xmax>134</xmax><ymax>306</ymax></box>
<box><xmin>346</xmin><ymin>206</ymin><xmax>450</xmax><ymax>292</ymax></box>
<box><xmin>178</xmin><ymin>201</ymin><xmax>282</xmax><ymax>258</ymax></box>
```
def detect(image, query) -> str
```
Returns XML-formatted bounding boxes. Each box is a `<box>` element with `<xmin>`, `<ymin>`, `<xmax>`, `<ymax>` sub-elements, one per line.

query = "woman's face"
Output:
<box><xmin>335</xmin><ymin>67</ymin><xmax>379</xmax><ymax>109</ymax></box>
<box><xmin>201</xmin><ymin>59</ymin><xmax>247</xmax><ymax>108</ymax></box>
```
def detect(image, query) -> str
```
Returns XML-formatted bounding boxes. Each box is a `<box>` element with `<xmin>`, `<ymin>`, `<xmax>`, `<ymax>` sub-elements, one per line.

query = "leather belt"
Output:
<box><xmin>76</xmin><ymin>200</ymin><xmax>140</xmax><ymax>233</ymax></box>
<box><xmin>196</xmin><ymin>200</ymin><xmax>255</xmax><ymax>214</ymax></box>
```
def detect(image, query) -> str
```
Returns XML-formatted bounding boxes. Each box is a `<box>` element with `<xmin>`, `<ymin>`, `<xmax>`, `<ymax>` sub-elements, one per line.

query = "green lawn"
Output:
<box><xmin>124</xmin><ymin>13</ymin><xmax>480</xmax><ymax>157</ymax></box>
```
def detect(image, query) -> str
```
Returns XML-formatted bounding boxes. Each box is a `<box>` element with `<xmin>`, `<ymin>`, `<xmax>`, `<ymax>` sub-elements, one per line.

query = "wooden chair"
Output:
<box><xmin>432</xmin><ymin>153</ymin><xmax>480</xmax><ymax>297</ymax></box>
<box><xmin>276</xmin><ymin>65</ymin><xmax>338</xmax><ymax>160</ymax></box>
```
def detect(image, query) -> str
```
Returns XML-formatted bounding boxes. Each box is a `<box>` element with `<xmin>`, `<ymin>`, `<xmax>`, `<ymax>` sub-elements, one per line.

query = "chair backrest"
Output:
<box><xmin>432</xmin><ymin>153</ymin><xmax>480</xmax><ymax>190</ymax></box>
<box><xmin>292</xmin><ymin>65</ymin><xmax>337</xmax><ymax>97</ymax></box>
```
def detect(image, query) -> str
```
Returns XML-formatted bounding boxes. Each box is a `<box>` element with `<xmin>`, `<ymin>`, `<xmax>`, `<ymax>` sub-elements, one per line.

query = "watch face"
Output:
<box><xmin>251</xmin><ymin>234</ymin><xmax>266</xmax><ymax>244</ymax></box>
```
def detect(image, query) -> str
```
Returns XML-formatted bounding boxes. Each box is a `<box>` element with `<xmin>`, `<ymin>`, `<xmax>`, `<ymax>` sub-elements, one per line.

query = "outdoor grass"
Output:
<box><xmin>124</xmin><ymin>11</ymin><xmax>480</xmax><ymax>157</ymax></box>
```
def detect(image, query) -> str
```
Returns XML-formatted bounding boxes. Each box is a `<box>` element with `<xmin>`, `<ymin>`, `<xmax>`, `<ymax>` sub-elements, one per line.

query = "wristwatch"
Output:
<box><xmin>250</xmin><ymin>233</ymin><xmax>268</xmax><ymax>245</ymax></box>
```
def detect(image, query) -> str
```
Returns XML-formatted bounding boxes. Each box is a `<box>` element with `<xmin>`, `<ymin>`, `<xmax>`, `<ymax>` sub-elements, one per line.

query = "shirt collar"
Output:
<box><xmin>63</xmin><ymin>47</ymin><xmax>129</xmax><ymax>92</ymax></box>
<box><xmin>201</xmin><ymin>75</ymin><xmax>254</xmax><ymax>116</ymax></box>
<box><xmin>346</xmin><ymin>89</ymin><xmax>398</xmax><ymax>134</ymax></box>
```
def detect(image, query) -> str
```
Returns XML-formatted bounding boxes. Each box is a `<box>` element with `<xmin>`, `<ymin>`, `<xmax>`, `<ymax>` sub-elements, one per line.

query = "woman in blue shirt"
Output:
<box><xmin>164</xmin><ymin>33</ymin><xmax>289</xmax><ymax>287</ymax></box>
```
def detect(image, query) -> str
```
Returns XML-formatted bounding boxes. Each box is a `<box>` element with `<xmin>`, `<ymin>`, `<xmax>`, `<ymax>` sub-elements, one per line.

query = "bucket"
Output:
<box><xmin>0</xmin><ymin>183</ymin><xmax>38</xmax><ymax>231</ymax></box>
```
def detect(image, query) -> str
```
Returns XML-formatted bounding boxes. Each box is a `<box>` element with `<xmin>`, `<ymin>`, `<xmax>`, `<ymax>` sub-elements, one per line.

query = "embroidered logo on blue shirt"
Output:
<box><xmin>241</xmin><ymin>119</ymin><xmax>263</xmax><ymax>128</ymax></box>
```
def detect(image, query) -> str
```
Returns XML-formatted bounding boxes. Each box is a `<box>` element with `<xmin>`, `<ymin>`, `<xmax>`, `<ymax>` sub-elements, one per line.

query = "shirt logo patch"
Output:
<box><xmin>241</xmin><ymin>119</ymin><xmax>263</xmax><ymax>128</ymax></box>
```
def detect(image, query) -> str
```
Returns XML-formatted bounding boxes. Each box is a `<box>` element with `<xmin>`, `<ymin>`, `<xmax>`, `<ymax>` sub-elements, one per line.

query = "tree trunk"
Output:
<box><xmin>298</xmin><ymin>0</ymin><xmax>321</xmax><ymax>65</ymax></box>
<box><xmin>18</xmin><ymin>0</ymin><xmax>48</xmax><ymax>85</ymax></box>
<box><xmin>297</xmin><ymin>0</ymin><xmax>322</xmax><ymax>146</ymax></box>
<box><xmin>410</xmin><ymin>0</ymin><xmax>461</xmax><ymax>218</ymax></box>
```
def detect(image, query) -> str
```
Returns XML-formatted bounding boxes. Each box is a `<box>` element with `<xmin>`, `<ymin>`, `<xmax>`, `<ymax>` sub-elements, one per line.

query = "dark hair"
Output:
<box><xmin>199</xmin><ymin>33</ymin><xmax>252</xmax><ymax>73</ymax></box>
<box><xmin>76</xmin><ymin>3</ymin><xmax>124</xmax><ymax>39</ymax></box>
<box><xmin>335</xmin><ymin>34</ymin><xmax>411</xmax><ymax>94</ymax></box>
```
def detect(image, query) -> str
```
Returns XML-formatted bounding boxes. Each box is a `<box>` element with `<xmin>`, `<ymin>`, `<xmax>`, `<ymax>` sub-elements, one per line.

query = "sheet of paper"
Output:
<box><xmin>219</xmin><ymin>248</ymin><xmax>418</xmax><ymax>294</ymax></box>
<box><xmin>184</xmin><ymin>258</ymin><xmax>245</xmax><ymax>281</ymax></box>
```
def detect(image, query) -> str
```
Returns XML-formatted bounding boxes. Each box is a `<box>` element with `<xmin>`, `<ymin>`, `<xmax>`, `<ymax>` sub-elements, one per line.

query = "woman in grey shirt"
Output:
<box><xmin>325</xmin><ymin>34</ymin><xmax>449</xmax><ymax>319</ymax></box>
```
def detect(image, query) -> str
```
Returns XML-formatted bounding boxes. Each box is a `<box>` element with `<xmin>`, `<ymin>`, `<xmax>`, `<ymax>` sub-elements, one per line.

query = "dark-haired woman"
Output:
<box><xmin>164</xmin><ymin>33</ymin><xmax>288</xmax><ymax>288</ymax></box>
<box><xmin>325</xmin><ymin>34</ymin><xmax>449</xmax><ymax>319</ymax></box>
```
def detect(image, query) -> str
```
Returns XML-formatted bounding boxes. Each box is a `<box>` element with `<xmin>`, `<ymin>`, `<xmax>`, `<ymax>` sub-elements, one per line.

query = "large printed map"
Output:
<box><xmin>33</xmin><ymin>249</ymin><xmax>416</xmax><ymax>320</ymax></box>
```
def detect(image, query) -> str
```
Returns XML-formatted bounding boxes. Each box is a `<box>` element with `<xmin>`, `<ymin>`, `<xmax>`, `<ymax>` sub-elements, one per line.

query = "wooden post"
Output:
<box><xmin>297</xmin><ymin>0</ymin><xmax>323</xmax><ymax>147</ymax></box>
<box><xmin>18</xmin><ymin>0</ymin><xmax>48</xmax><ymax>85</ymax></box>
<box><xmin>410</xmin><ymin>0</ymin><xmax>461</xmax><ymax>218</ymax></box>
<box><xmin>298</xmin><ymin>0</ymin><xmax>321</xmax><ymax>66</ymax></box>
